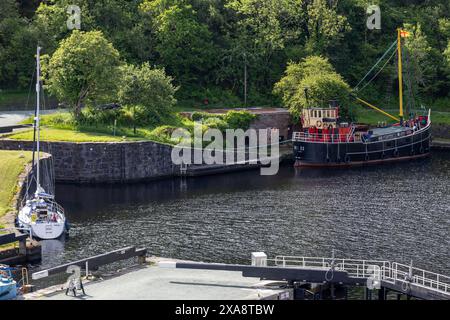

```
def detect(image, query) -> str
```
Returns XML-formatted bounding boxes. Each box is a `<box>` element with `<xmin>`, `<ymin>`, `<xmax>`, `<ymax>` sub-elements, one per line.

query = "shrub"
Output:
<box><xmin>118</xmin><ymin>62</ymin><xmax>177</xmax><ymax>126</ymax></box>
<box><xmin>223</xmin><ymin>110</ymin><xmax>256</xmax><ymax>130</ymax></box>
<box><xmin>202</xmin><ymin>117</ymin><xmax>228</xmax><ymax>131</ymax></box>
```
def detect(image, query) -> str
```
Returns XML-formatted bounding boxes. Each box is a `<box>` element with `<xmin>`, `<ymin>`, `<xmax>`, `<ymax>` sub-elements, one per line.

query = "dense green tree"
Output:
<box><xmin>403</xmin><ymin>23</ymin><xmax>439</xmax><ymax>98</ymax></box>
<box><xmin>118</xmin><ymin>62</ymin><xmax>178</xmax><ymax>125</ymax></box>
<box><xmin>2</xmin><ymin>0</ymin><xmax>450</xmax><ymax>108</ymax></box>
<box><xmin>43</xmin><ymin>30</ymin><xmax>122</xmax><ymax>118</ymax></box>
<box><xmin>274</xmin><ymin>56</ymin><xmax>351</xmax><ymax>118</ymax></box>
<box><xmin>140</xmin><ymin>0</ymin><xmax>218</xmax><ymax>87</ymax></box>
<box><xmin>33</xmin><ymin>0</ymin><xmax>152</xmax><ymax>63</ymax></box>
<box><xmin>304</xmin><ymin>0</ymin><xmax>351</xmax><ymax>54</ymax></box>
<box><xmin>0</xmin><ymin>0</ymin><xmax>38</xmax><ymax>88</ymax></box>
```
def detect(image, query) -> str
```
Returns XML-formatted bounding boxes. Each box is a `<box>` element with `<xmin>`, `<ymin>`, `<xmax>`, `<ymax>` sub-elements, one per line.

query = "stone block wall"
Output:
<box><xmin>432</xmin><ymin>124</ymin><xmax>450</xmax><ymax>139</ymax></box>
<box><xmin>249</xmin><ymin>111</ymin><xmax>293</xmax><ymax>140</ymax></box>
<box><xmin>0</xmin><ymin>139</ymin><xmax>178</xmax><ymax>183</ymax></box>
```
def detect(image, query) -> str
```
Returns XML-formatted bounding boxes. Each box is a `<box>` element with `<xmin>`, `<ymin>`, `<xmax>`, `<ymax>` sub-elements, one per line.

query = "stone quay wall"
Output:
<box><xmin>0</xmin><ymin>139</ymin><xmax>178</xmax><ymax>184</ymax></box>
<box><xmin>432</xmin><ymin>123</ymin><xmax>450</xmax><ymax>139</ymax></box>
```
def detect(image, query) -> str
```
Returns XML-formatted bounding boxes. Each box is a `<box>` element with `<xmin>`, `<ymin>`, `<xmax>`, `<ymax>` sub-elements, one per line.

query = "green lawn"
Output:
<box><xmin>0</xmin><ymin>150</ymin><xmax>33</xmax><ymax>219</ymax></box>
<box><xmin>352</xmin><ymin>107</ymin><xmax>450</xmax><ymax>125</ymax></box>
<box><xmin>6</xmin><ymin>127</ymin><xmax>143</xmax><ymax>143</ymax></box>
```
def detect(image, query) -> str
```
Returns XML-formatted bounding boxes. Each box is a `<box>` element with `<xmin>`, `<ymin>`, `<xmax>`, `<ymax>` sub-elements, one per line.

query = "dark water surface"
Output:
<box><xmin>41</xmin><ymin>151</ymin><xmax>449</xmax><ymax>277</ymax></box>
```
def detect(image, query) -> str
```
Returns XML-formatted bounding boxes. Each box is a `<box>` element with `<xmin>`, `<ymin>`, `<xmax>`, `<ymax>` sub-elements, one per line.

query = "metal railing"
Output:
<box><xmin>270</xmin><ymin>255</ymin><xmax>450</xmax><ymax>296</ymax></box>
<box><xmin>292</xmin><ymin>132</ymin><xmax>355</xmax><ymax>143</ymax></box>
<box><xmin>46</xmin><ymin>199</ymin><xmax>65</xmax><ymax>215</ymax></box>
<box><xmin>272</xmin><ymin>256</ymin><xmax>391</xmax><ymax>278</ymax></box>
<box><xmin>384</xmin><ymin>262</ymin><xmax>450</xmax><ymax>294</ymax></box>
<box><xmin>292</xmin><ymin>120</ymin><xmax>431</xmax><ymax>145</ymax></box>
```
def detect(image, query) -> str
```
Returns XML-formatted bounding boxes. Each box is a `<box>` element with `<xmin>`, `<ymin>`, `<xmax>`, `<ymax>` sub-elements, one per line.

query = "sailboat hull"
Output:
<box><xmin>17</xmin><ymin>200</ymin><xmax>67</xmax><ymax>240</ymax></box>
<box><xmin>30</xmin><ymin>223</ymin><xmax>65</xmax><ymax>240</ymax></box>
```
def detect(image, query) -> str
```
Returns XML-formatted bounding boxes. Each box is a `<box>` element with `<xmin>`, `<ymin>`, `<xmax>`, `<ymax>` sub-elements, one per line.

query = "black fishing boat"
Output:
<box><xmin>293</xmin><ymin>29</ymin><xmax>432</xmax><ymax>167</ymax></box>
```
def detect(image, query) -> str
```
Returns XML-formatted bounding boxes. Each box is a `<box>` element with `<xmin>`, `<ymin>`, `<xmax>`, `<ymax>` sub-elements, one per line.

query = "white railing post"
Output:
<box><xmin>437</xmin><ymin>275</ymin><xmax>439</xmax><ymax>290</ymax></box>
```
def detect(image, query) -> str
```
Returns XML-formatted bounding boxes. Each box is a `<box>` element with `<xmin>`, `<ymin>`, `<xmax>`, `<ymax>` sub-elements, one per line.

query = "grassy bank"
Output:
<box><xmin>7</xmin><ymin>128</ymin><xmax>144</xmax><ymax>143</ymax></box>
<box><xmin>8</xmin><ymin>108</ymin><xmax>256</xmax><ymax>144</ymax></box>
<box><xmin>353</xmin><ymin>107</ymin><xmax>450</xmax><ymax>125</ymax></box>
<box><xmin>0</xmin><ymin>150</ymin><xmax>33</xmax><ymax>226</ymax></box>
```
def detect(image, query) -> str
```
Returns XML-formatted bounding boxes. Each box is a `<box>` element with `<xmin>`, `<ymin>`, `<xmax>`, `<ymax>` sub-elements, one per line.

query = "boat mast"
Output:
<box><xmin>397</xmin><ymin>29</ymin><xmax>404</xmax><ymax>125</ymax></box>
<box><xmin>35</xmin><ymin>46</ymin><xmax>41</xmax><ymax>196</ymax></box>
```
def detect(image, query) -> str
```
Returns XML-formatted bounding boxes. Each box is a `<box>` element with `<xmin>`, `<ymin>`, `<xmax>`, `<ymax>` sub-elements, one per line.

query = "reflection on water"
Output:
<box><xmin>41</xmin><ymin>151</ymin><xmax>449</xmax><ymax>278</ymax></box>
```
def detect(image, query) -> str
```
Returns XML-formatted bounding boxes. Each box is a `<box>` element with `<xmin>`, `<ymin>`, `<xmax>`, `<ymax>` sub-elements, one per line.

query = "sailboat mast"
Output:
<box><xmin>35</xmin><ymin>46</ymin><xmax>41</xmax><ymax>193</ymax></box>
<box><xmin>397</xmin><ymin>29</ymin><xmax>404</xmax><ymax>124</ymax></box>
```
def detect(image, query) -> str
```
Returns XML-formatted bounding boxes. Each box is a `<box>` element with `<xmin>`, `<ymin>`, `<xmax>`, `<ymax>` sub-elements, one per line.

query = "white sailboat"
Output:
<box><xmin>16</xmin><ymin>46</ymin><xmax>67</xmax><ymax>240</ymax></box>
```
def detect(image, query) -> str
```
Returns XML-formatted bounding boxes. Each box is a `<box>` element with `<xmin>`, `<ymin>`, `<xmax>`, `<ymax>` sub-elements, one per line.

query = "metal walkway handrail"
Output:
<box><xmin>271</xmin><ymin>255</ymin><xmax>450</xmax><ymax>296</ymax></box>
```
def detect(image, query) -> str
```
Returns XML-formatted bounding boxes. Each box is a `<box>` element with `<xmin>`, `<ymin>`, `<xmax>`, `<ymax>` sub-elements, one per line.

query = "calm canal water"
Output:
<box><xmin>41</xmin><ymin>150</ymin><xmax>449</xmax><ymax>277</ymax></box>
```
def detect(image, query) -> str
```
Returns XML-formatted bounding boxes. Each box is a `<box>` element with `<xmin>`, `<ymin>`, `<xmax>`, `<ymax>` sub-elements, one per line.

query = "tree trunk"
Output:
<box><xmin>74</xmin><ymin>102</ymin><xmax>83</xmax><ymax>120</ymax></box>
<box><xmin>74</xmin><ymin>86</ymin><xmax>89</xmax><ymax>121</ymax></box>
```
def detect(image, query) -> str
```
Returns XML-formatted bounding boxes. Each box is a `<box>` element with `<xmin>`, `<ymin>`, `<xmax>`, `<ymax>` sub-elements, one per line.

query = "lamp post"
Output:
<box><xmin>244</xmin><ymin>52</ymin><xmax>247</xmax><ymax>107</ymax></box>
<box><xmin>132</xmin><ymin>75</ymin><xmax>137</xmax><ymax>135</ymax></box>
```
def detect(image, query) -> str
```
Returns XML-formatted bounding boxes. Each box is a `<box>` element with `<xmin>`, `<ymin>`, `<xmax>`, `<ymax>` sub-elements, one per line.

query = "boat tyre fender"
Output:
<box><xmin>336</xmin><ymin>157</ymin><xmax>341</xmax><ymax>164</ymax></box>
<box><xmin>419</xmin><ymin>146</ymin><xmax>424</xmax><ymax>154</ymax></box>
<box><xmin>364</xmin><ymin>154</ymin><xmax>369</xmax><ymax>161</ymax></box>
<box><xmin>381</xmin><ymin>152</ymin><xmax>385</xmax><ymax>159</ymax></box>
<box><xmin>410</xmin><ymin>149</ymin><xmax>415</xmax><ymax>156</ymax></box>
<box><xmin>65</xmin><ymin>220</ymin><xmax>71</xmax><ymax>232</ymax></box>
<box><xmin>344</xmin><ymin>155</ymin><xmax>350</xmax><ymax>163</ymax></box>
<box><xmin>326</xmin><ymin>157</ymin><xmax>330</xmax><ymax>163</ymax></box>
<box><xmin>394</xmin><ymin>149</ymin><xmax>399</xmax><ymax>157</ymax></box>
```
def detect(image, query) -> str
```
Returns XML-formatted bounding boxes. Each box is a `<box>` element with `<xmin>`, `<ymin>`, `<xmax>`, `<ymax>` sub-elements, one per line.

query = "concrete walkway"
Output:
<box><xmin>28</xmin><ymin>264</ymin><xmax>284</xmax><ymax>300</ymax></box>
<box><xmin>0</xmin><ymin>109</ymin><xmax>64</xmax><ymax>127</ymax></box>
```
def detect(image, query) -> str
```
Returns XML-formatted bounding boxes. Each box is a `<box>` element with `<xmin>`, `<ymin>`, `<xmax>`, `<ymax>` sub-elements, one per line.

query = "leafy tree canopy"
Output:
<box><xmin>118</xmin><ymin>62</ymin><xmax>178</xmax><ymax>125</ymax></box>
<box><xmin>43</xmin><ymin>30</ymin><xmax>122</xmax><ymax>118</ymax></box>
<box><xmin>274</xmin><ymin>56</ymin><xmax>351</xmax><ymax>118</ymax></box>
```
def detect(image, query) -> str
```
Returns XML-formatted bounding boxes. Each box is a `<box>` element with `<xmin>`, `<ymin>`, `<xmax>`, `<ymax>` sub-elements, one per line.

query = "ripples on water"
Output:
<box><xmin>41</xmin><ymin>151</ymin><xmax>450</xmax><ymax>278</ymax></box>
